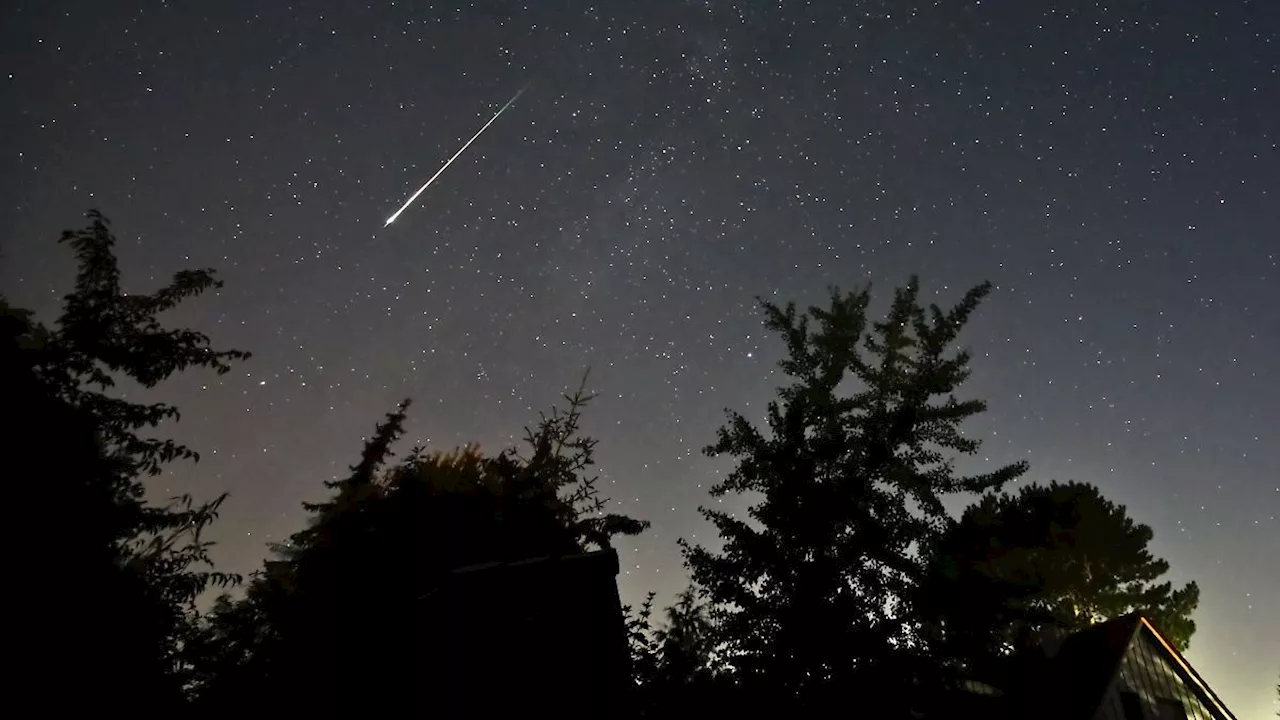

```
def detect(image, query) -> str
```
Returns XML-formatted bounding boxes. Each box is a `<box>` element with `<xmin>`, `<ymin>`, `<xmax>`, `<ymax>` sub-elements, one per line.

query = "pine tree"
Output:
<box><xmin>681</xmin><ymin>278</ymin><xmax>1027</xmax><ymax>711</ymax></box>
<box><xmin>4</xmin><ymin>210</ymin><xmax>248</xmax><ymax>708</ymax></box>
<box><xmin>921</xmin><ymin>480</ymin><xmax>1200</xmax><ymax>660</ymax></box>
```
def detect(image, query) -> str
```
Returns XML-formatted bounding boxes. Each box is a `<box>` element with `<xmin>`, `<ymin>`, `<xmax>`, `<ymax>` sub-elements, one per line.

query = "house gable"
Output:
<box><xmin>1092</xmin><ymin>618</ymin><xmax>1236</xmax><ymax>720</ymax></box>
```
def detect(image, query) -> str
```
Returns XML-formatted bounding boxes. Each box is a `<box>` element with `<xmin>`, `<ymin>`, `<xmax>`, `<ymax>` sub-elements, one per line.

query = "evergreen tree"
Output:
<box><xmin>921</xmin><ymin>480</ymin><xmax>1200</xmax><ymax>664</ymax></box>
<box><xmin>4</xmin><ymin>210</ymin><xmax>248</xmax><ymax>708</ymax></box>
<box><xmin>681</xmin><ymin>278</ymin><xmax>1027</xmax><ymax>712</ymax></box>
<box><xmin>191</xmin><ymin>379</ymin><xmax>648</xmax><ymax>712</ymax></box>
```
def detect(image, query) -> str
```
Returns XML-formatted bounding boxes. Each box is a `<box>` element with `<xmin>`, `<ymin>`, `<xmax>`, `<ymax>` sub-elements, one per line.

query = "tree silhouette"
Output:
<box><xmin>626</xmin><ymin>585</ymin><xmax>725</xmax><ymax>716</ymax></box>
<box><xmin>681</xmin><ymin>278</ymin><xmax>1027</xmax><ymax>712</ymax></box>
<box><xmin>625</xmin><ymin>591</ymin><xmax>662</xmax><ymax>688</ymax></box>
<box><xmin>190</xmin><ymin>378</ymin><xmax>648</xmax><ymax>713</ymax></box>
<box><xmin>653</xmin><ymin>586</ymin><xmax>718</xmax><ymax>686</ymax></box>
<box><xmin>920</xmin><ymin>480</ymin><xmax>1200</xmax><ymax>664</ymax></box>
<box><xmin>4</xmin><ymin>210</ymin><xmax>248</xmax><ymax>709</ymax></box>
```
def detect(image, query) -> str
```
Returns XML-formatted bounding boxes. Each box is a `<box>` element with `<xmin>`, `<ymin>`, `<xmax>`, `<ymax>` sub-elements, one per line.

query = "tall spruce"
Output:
<box><xmin>681</xmin><ymin>278</ymin><xmax>1027</xmax><ymax>710</ymax></box>
<box><xmin>921</xmin><ymin>480</ymin><xmax>1200</xmax><ymax>660</ymax></box>
<box><xmin>4</xmin><ymin>210</ymin><xmax>248</xmax><ymax>708</ymax></box>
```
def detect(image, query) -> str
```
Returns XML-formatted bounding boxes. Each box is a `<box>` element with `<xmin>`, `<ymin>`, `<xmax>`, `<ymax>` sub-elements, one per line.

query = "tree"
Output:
<box><xmin>652</xmin><ymin>586</ymin><xmax>718</xmax><ymax>687</ymax></box>
<box><xmin>4</xmin><ymin>210</ymin><xmax>248</xmax><ymax>708</ymax></box>
<box><xmin>190</xmin><ymin>378</ymin><xmax>649</xmax><ymax>713</ymax></box>
<box><xmin>625</xmin><ymin>592</ymin><xmax>663</xmax><ymax>694</ymax></box>
<box><xmin>626</xmin><ymin>585</ymin><xmax>723</xmax><ymax>716</ymax></box>
<box><xmin>681</xmin><ymin>278</ymin><xmax>1027</xmax><ymax>712</ymax></box>
<box><xmin>920</xmin><ymin>480</ymin><xmax>1200</xmax><ymax>661</ymax></box>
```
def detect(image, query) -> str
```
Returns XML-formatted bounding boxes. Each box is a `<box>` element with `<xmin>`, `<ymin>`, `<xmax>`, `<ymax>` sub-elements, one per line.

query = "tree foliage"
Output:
<box><xmin>626</xmin><ymin>585</ymin><xmax>725</xmax><ymax>716</ymax></box>
<box><xmin>189</xmin><ymin>379</ymin><xmax>649</xmax><ymax>712</ymax></box>
<box><xmin>681</xmin><ymin>278</ymin><xmax>1027</xmax><ymax>711</ymax></box>
<box><xmin>920</xmin><ymin>480</ymin><xmax>1200</xmax><ymax>661</ymax></box>
<box><xmin>653</xmin><ymin>586</ymin><xmax>718</xmax><ymax>687</ymax></box>
<box><xmin>9</xmin><ymin>215</ymin><xmax>1213</xmax><ymax>714</ymax></box>
<box><xmin>4</xmin><ymin>210</ymin><xmax>248</xmax><ymax>708</ymax></box>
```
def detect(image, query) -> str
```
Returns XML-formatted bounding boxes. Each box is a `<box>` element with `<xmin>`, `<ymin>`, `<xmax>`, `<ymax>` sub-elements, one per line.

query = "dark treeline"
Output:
<box><xmin>5</xmin><ymin>211</ymin><xmax>1200</xmax><ymax>715</ymax></box>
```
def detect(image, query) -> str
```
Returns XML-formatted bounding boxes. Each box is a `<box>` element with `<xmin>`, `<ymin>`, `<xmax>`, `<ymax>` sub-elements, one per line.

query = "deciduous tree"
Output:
<box><xmin>627</xmin><ymin>585</ymin><xmax>723</xmax><ymax>716</ymax></box>
<box><xmin>4</xmin><ymin>210</ymin><xmax>248</xmax><ymax>708</ymax></box>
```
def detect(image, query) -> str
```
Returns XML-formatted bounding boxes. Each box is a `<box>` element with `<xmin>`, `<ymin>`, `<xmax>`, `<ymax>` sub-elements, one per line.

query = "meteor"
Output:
<box><xmin>383</xmin><ymin>85</ymin><xmax>527</xmax><ymax>226</ymax></box>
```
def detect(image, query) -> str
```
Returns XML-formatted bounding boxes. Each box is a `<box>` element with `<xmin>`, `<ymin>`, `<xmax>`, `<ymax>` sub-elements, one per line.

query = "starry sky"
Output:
<box><xmin>2</xmin><ymin>0</ymin><xmax>1276</xmax><ymax>714</ymax></box>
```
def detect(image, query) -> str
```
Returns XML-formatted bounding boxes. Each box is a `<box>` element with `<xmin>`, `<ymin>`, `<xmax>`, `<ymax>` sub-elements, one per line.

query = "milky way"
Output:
<box><xmin>1</xmin><ymin>1</ymin><xmax>1275</xmax><ymax>713</ymax></box>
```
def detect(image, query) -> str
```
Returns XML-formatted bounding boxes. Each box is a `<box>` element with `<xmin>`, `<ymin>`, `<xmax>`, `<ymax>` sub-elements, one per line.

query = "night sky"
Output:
<box><xmin>2</xmin><ymin>1</ymin><xmax>1276</xmax><ymax>713</ymax></box>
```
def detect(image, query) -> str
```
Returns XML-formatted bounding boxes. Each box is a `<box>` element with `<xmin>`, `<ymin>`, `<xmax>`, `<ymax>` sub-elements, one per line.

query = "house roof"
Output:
<box><xmin>1135</xmin><ymin>615</ymin><xmax>1237</xmax><ymax>720</ymax></box>
<box><xmin>1036</xmin><ymin>613</ymin><xmax>1144</xmax><ymax>719</ymax></box>
<box><xmin>1021</xmin><ymin>613</ymin><xmax>1237</xmax><ymax>720</ymax></box>
<box><xmin>419</xmin><ymin>547</ymin><xmax>621</xmax><ymax>600</ymax></box>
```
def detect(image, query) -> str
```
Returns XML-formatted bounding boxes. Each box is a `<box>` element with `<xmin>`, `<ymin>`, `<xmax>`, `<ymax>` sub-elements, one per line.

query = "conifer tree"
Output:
<box><xmin>191</xmin><ymin>378</ymin><xmax>649</xmax><ymax>712</ymax></box>
<box><xmin>681</xmin><ymin>278</ymin><xmax>1026</xmax><ymax>711</ymax></box>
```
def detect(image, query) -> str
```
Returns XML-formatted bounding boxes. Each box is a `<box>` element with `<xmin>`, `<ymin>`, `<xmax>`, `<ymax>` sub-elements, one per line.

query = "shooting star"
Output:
<box><xmin>383</xmin><ymin>85</ymin><xmax>527</xmax><ymax>227</ymax></box>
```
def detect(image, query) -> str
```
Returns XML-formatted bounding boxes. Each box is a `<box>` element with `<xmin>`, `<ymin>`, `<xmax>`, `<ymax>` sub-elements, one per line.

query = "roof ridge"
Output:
<box><xmin>1136</xmin><ymin>617</ymin><xmax>1237</xmax><ymax>720</ymax></box>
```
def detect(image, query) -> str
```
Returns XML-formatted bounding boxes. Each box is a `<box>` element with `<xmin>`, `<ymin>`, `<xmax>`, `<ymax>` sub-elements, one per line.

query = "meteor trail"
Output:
<box><xmin>383</xmin><ymin>85</ymin><xmax>527</xmax><ymax>226</ymax></box>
